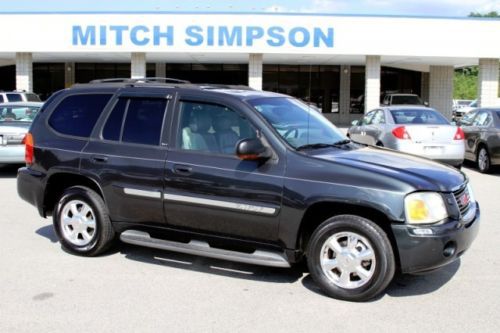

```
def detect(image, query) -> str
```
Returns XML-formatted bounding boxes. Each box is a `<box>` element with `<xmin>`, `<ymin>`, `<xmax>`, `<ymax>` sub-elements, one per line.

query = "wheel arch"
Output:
<box><xmin>43</xmin><ymin>172</ymin><xmax>105</xmax><ymax>217</ymax></box>
<box><xmin>296</xmin><ymin>201</ymin><xmax>401</xmax><ymax>267</ymax></box>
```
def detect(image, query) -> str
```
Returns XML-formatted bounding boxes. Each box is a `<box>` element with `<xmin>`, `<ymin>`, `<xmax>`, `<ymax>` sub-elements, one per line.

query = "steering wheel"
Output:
<box><xmin>284</xmin><ymin>127</ymin><xmax>299</xmax><ymax>139</ymax></box>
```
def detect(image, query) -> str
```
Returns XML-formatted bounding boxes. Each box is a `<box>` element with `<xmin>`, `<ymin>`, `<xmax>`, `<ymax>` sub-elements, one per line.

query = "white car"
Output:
<box><xmin>348</xmin><ymin>106</ymin><xmax>465</xmax><ymax>168</ymax></box>
<box><xmin>0</xmin><ymin>91</ymin><xmax>41</xmax><ymax>104</ymax></box>
<box><xmin>0</xmin><ymin>102</ymin><xmax>43</xmax><ymax>164</ymax></box>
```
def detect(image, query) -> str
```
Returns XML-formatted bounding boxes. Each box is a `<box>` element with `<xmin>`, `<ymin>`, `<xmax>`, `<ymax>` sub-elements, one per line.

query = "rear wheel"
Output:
<box><xmin>306</xmin><ymin>215</ymin><xmax>395</xmax><ymax>302</ymax></box>
<box><xmin>53</xmin><ymin>186</ymin><xmax>115</xmax><ymax>256</ymax></box>
<box><xmin>477</xmin><ymin>146</ymin><xmax>491</xmax><ymax>173</ymax></box>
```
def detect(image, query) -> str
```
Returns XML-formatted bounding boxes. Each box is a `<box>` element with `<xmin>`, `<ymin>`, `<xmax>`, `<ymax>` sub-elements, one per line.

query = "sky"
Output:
<box><xmin>0</xmin><ymin>0</ymin><xmax>499</xmax><ymax>17</ymax></box>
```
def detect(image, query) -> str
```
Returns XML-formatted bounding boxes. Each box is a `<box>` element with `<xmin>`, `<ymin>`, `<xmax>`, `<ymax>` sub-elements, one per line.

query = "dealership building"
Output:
<box><xmin>0</xmin><ymin>11</ymin><xmax>499</xmax><ymax>125</ymax></box>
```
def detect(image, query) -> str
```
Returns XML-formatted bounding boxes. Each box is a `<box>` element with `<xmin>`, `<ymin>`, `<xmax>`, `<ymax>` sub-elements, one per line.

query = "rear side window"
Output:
<box><xmin>102</xmin><ymin>98</ymin><xmax>128</xmax><ymax>141</ymax></box>
<box><xmin>122</xmin><ymin>99</ymin><xmax>167</xmax><ymax>145</ymax></box>
<box><xmin>6</xmin><ymin>93</ymin><xmax>22</xmax><ymax>102</ymax></box>
<box><xmin>26</xmin><ymin>93</ymin><xmax>41</xmax><ymax>102</ymax></box>
<box><xmin>49</xmin><ymin>94</ymin><xmax>112</xmax><ymax>137</ymax></box>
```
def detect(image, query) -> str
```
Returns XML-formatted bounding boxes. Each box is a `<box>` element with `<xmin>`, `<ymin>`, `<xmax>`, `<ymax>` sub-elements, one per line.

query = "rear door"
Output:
<box><xmin>81</xmin><ymin>89</ymin><xmax>171</xmax><ymax>224</ymax></box>
<box><xmin>364</xmin><ymin>109</ymin><xmax>385</xmax><ymax>145</ymax></box>
<box><xmin>163</xmin><ymin>93</ymin><xmax>285</xmax><ymax>241</ymax></box>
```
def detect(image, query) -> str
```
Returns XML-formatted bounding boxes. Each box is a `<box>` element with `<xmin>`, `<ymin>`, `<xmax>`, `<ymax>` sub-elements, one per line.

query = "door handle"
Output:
<box><xmin>173</xmin><ymin>164</ymin><xmax>193</xmax><ymax>176</ymax></box>
<box><xmin>91</xmin><ymin>155</ymin><xmax>108</xmax><ymax>163</ymax></box>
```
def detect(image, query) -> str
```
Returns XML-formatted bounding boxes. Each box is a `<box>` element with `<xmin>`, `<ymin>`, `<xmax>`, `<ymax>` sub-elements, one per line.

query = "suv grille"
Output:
<box><xmin>453</xmin><ymin>185</ymin><xmax>471</xmax><ymax>217</ymax></box>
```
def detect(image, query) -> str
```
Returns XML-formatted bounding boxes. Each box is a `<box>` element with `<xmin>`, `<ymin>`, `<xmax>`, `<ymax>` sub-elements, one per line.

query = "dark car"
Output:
<box><xmin>17</xmin><ymin>78</ymin><xmax>479</xmax><ymax>302</ymax></box>
<box><xmin>460</xmin><ymin>108</ymin><xmax>500</xmax><ymax>173</ymax></box>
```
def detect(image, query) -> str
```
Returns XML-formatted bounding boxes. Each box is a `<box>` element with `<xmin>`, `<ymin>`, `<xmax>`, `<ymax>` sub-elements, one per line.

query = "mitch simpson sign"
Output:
<box><xmin>72</xmin><ymin>25</ymin><xmax>334</xmax><ymax>48</ymax></box>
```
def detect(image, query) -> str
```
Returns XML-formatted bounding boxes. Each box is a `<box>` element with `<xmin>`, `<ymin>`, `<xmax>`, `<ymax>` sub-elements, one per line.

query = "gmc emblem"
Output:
<box><xmin>460</xmin><ymin>193</ymin><xmax>470</xmax><ymax>206</ymax></box>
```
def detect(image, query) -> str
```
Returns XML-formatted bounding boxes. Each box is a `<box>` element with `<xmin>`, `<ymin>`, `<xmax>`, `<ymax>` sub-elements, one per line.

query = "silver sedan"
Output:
<box><xmin>0</xmin><ymin>102</ymin><xmax>43</xmax><ymax>164</ymax></box>
<box><xmin>348</xmin><ymin>106</ymin><xmax>465</xmax><ymax>168</ymax></box>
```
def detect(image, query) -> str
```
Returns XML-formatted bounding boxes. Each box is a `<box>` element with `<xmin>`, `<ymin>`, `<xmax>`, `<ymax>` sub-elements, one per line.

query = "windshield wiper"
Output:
<box><xmin>296</xmin><ymin>139</ymin><xmax>351</xmax><ymax>151</ymax></box>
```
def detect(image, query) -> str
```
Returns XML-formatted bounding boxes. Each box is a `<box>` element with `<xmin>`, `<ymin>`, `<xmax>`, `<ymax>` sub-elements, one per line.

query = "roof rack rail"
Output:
<box><xmin>197</xmin><ymin>84</ymin><xmax>254</xmax><ymax>91</ymax></box>
<box><xmin>89</xmin><ymin>77</ymin><xmax>191</xmax><ymax>84</ymax></box>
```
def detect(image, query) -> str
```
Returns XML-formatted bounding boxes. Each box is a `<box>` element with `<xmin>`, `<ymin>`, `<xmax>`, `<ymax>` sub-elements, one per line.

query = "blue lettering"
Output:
<box><xmin>131</xmin><ymin>25</ymin><xmax>150</xmax><ymax>46</ymax></box>
<box><xmin>289</xmin><ymin>27</ymin><xmax>310</xmax><ymax>47</ymax></box>
<box><xmin>99</xmin><ymin>26</ymin><xmax>106</xmax><ymax>45</ymax></box>
<box><xmin>246</xmin><ymin>26</ymin><xmax>264</xmax><ymax>46</ymax></box>
<box><xmin>207</xmin><ymin>26</ymin><xmax>215</xmax><ymax>46</ymax></box>
<box><xmin>153</xmin><ymin>26</ymin><xmax>174</xmax><ymax>46</ymax></box>
<box><xmin>109</xmin><ymin>25</ymin><xmax>129</xmax><ymax>45</ymax></box>
<box><xmin>218</xmin><ymin>26</ymin><xmax>242</xmax><ymax>46</ymax></box>
<box><xmin>266</xmin><ymin>26</ymin><xmax>285</xmax><ymax>47</ymax></box>
<box><xmin>72</xmin><ymin>26</ymin><xmax>96</xmax><ymax>45</ymax></box>
<box><xmin>185</xmin><ymin>26</ymin><xmax>203</xmax><ymax>46</ymax></box>
<box><xmin>314</xmin><ymin>27</ymin><xmax>334</xmax><ymax>47</ymax></box>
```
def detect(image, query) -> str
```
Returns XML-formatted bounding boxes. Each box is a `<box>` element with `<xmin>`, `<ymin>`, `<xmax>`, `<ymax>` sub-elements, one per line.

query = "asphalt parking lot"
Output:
<box><xmin>1</xmin><ymin>163</ymin><xmax>499</xmax><ymax>333</ymax></box>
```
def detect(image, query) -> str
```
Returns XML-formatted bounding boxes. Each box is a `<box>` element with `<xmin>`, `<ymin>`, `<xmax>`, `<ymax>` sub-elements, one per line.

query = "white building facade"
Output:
<box><xmin>0</xmin><ymin>12</ymin><xmax>499</xmax><ymax>124</ymax></box>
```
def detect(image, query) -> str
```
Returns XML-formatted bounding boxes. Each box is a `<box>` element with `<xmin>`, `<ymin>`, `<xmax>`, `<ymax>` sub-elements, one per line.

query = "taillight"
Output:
<box><xmin>23</xmin><ymin>133</ymin><xmax>34</xmax><ymax>165</ymax></box>
<box><xmin>392</xmin><ymin>126</ymin><xmax>411</xmax><ymax>140</ymax></box>
<box><xmin>454</xmin><ymin>127</ymin><xmax>465</xmax><ymax>140</ymax></box>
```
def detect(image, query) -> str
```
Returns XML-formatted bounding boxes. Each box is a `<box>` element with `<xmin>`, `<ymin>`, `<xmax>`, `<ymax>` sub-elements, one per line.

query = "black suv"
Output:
<box><xmin>17</xmin><ymin>78</ymin><xmax>479</xmax><ymax>301</ymax></box>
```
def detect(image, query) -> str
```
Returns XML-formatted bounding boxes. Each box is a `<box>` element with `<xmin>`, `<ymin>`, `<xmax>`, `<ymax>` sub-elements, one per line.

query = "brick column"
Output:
<box><xmin>420</xmin><ymin>72</ymin><xmax>429</xmax><ymax>103</ymax></box>
<box><xmin>429</xmin><ymin>66</ymin><xmax>454</xmax><ymax>119</ymax></box>
<box><xmin>131</xmin><ymin>52</ymin><xmax>146</xmax><ymax>79</ymax></box>
<box><xmin>477</xmin><ymin>58</ymin><xmax>499</xmax><ymax>107</ymax></box>
<box><xmin>16</xmin><ymin>52</ymin><xmax>33</xmax><ymax>92</ymax></box>
<box><xmin>155</xmin><ymin>63</ymin><xmax>166</xmax><ymax>78</ymax></box>
<box><xmin>248</xmin><ymin>54</ymin><xmax>263</xmax><ymax>90</ymax></box>
<box><xmin>364</xmin><ymin>55</ymin><xmax>380</xmax><ymax>113</ymax></box>
<box><xmin>65</xmin><ymin>62</ymin><xmax>75</xmax><ymax>87</ymax></box>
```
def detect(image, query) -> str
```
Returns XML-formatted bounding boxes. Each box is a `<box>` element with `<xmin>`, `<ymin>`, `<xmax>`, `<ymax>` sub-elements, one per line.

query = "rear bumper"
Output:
<box><xmin>395</xmin><ymin>141</ymin><xmax>464</xmax><ymax>165</ymax></box>
<box><xmin>0</xmin><ymin>146</ymin><xmax>24</xmax><ymax>163</ymax></box>
<box><xmin>17</xmin><ymin>167</ymin><xmax>46</xmax><ymax>217</ymax></box>
<box><xmin>391</xmin><ymin>203</ymin><xmax>480</xmax><ymax>274</ymax></box>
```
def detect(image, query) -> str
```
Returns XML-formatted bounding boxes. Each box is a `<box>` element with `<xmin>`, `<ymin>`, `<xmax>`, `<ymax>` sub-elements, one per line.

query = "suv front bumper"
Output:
<box><xmin>391</xmin><ymin>203</ymin><xmax>480</xmax><ymax>274</ymax></box>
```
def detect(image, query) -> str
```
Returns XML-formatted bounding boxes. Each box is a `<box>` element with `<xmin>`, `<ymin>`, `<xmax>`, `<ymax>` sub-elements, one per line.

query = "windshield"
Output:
<box><xmin>0</xmin><ymin>105</ymin><xmax>41</xmax><ymax>123</ymax></box>
<box><xmin>248</xmin><ymin>97</ymin><xmax>346</xmax><ymax>149</ymax></box>
<box><xmin>390</xmin><ymin>109</ymin><xmax>449</xmax><ymax>125</ymax></box>
<box><xmin>391</xmin><ymin>95</ymin><xmax>423</xmax><ymax>105</ymax></box>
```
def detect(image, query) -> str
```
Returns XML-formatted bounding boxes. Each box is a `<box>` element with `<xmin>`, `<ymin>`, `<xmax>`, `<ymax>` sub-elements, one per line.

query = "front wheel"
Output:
<box><xmin>306</xmin><ymin>215</ymin><xmax>395</xmax><ymax>302</ymax></box>
<box><xmin>53</xmin><ymin>186</ymin><xmax>115</xmax><ymax>256</ymax></box>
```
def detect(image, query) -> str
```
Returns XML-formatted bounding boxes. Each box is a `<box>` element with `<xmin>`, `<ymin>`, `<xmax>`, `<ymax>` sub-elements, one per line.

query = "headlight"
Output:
<box><xmin>404</xmin><ymin>192</ymin><xmax>448</xmax><ymax>224</ymax></box>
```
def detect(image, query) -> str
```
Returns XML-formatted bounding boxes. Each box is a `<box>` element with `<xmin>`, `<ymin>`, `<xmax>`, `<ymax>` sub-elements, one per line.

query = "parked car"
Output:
<box><xmin>348</xmin><ymin>106</ymin><xmax>465</xmax><ymax>168</ymax></box>
<box><xmin>453</xmin><ymin>99</ymin><xmax>474</xmax><ymax>112</ymax></box>
<box><xmin>460</xmin><ymin>108</ymin><xmax>500</xmax><ymax>173</ymax></box>
<box><xmin>0</xmin><ymin>91</ymin><xmax>41</xmax><ymax>103</ymax></box>
<box><xmin>17</xmin><ymin>79</ymin><xmax>479</xmax><ymax>302</ymax></box>
<box><xmin>453</xmin><ymin>99</ymin><xmax>477</xmax><ymax>121</ymax></box>
<box><xmin>0</xmin><ymin>102</ymin><xmax>43</xmax><ymax>164</ymax></box>
<box><xmin>381</xmin><ymin>93</ymin><xmax>426</xmax><ymax>106</ymax></box>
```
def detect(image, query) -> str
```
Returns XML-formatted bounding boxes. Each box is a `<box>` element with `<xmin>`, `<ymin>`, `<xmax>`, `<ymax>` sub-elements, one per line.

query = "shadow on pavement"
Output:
<box><xmin>301</xmin><ymin>259</ymin><xmax>460</xmax><ymax>300</ymax></box>
<box><xmin>120</xmin><ymin>243</ymin><xmax>304</xmax><ymax>284</ymax></box>
<box><xmin>35</xmin><ymin>225</ymin><xmax>59</xmax><ymax>243</ymax></box>
<box><xmin>0</xmin><ymin>164</ymin><xmax>22</xmax><ymax>178</ymax></box>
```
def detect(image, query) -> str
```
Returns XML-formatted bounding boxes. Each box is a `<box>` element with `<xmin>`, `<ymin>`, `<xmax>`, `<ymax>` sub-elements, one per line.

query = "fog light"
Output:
<box><xmin>443</xmin><ymin>241</ymin><xmax>457</xmax><ymax>257</ymax></box>
<box><xmin>413</xmin><ymin>228</ymin><xmax>433</xmax><ymax>235</ymax></box>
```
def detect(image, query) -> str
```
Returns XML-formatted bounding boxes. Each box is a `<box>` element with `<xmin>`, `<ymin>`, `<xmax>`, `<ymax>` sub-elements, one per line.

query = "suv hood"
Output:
<box><xmin>308</xmin><ymin>145</ymin><xmax>465</xmax><ymax>192</ymax></box>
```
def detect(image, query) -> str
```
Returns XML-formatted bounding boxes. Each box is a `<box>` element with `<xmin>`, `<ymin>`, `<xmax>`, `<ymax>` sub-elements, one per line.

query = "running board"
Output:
<box><xmin>120</xmin><ymin>230</ymin><xmax>291</xmax><ymax>268</ymax></box>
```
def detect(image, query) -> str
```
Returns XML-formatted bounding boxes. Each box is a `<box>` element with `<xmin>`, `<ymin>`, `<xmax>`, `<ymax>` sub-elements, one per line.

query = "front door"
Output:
<box><xmin>163</xmin><ymin>95</ymin><xmax>285</xmax><ymax>242</ymax></box>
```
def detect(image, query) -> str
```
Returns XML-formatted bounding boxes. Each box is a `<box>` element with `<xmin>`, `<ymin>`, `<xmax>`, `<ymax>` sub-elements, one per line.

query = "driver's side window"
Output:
<box><xmin>178</xmin><ymin>101</ymin><xmax>256</xmax><ymax>155</ymax></box>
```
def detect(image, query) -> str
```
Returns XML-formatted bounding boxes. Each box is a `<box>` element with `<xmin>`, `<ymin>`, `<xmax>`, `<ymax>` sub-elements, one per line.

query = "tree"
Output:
<box><xmin>469</xmin><ymin>11</ymin><xmax>499</xmax><ymax>17</ymax></box>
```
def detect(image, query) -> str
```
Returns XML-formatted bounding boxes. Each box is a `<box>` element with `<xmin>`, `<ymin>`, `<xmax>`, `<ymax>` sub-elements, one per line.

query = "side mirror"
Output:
<box><xmin>236</xmin><ymin>138</ymin><xmax>272</xmax><ymax>161</ymax></box>
<box><xmin>351</xmin><ymin>120</ymin><xmax>360</xmax><ymax>126</ymax></box>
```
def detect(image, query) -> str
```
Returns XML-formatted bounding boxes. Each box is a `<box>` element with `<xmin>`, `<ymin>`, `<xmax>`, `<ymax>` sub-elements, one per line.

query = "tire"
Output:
<box><xmin>53</xmin><ymin>186</ymin><xmax>115</xmax><ymax>256</ymax></box>
<box><xmin>477</xmin><ymin>146</ymin><xmax>491</xmax><ymax>173</ymax></box>
<box><xmin>306</xmin><ymin>215</ymin><xmax>395</xmax><ymax>302</ymax></box>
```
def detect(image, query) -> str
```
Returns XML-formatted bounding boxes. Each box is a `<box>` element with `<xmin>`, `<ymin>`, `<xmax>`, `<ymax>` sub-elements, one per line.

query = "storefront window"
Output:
<box><xmin>263</xmin><ymin>65</ymin><xmax>340</xmax><ymax>113</ymax></box>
